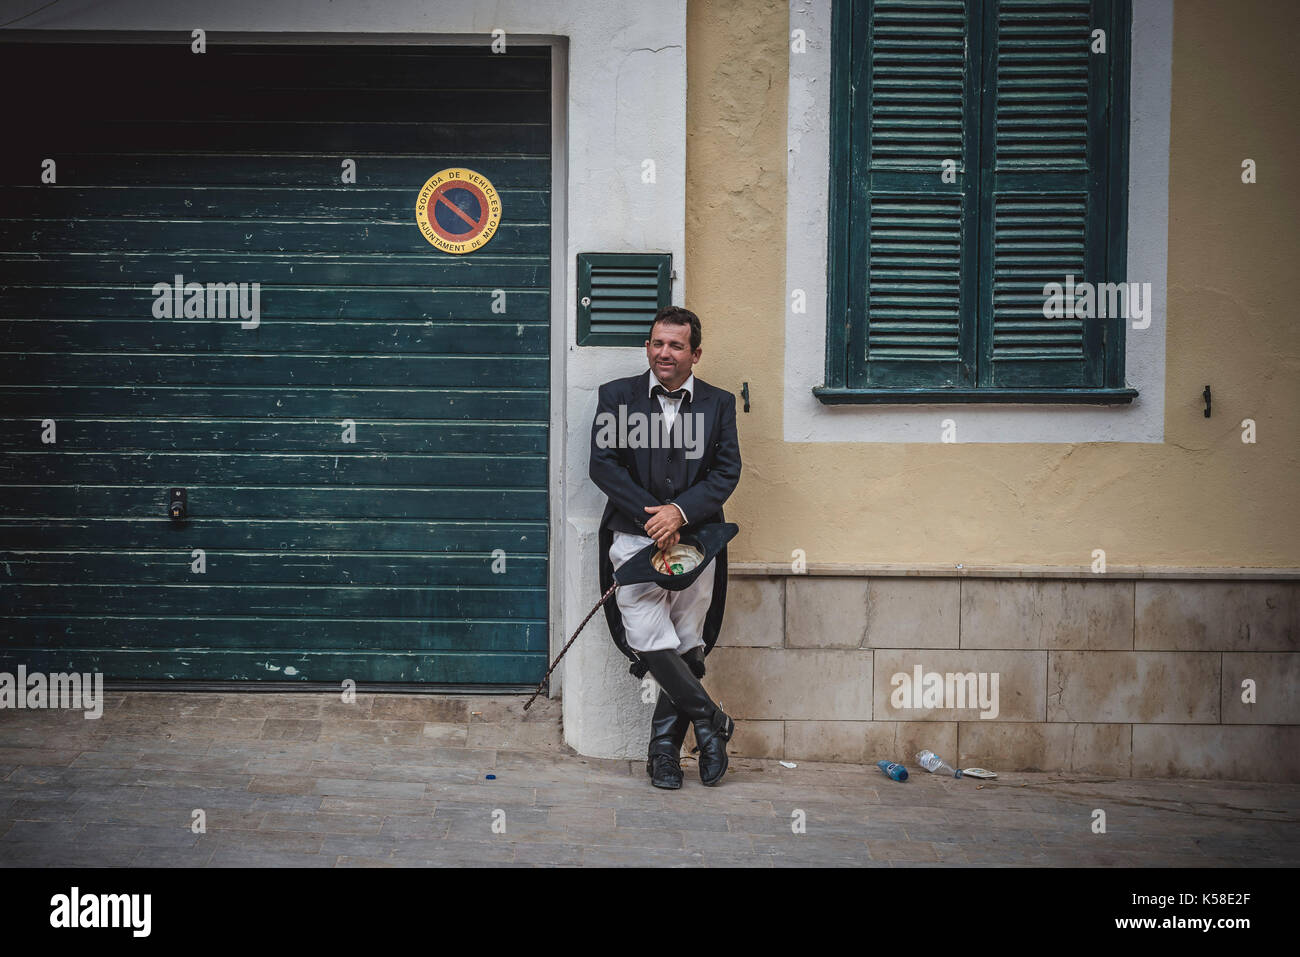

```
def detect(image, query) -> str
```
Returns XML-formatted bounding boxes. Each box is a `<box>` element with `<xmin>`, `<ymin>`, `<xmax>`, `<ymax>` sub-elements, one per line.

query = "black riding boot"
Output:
<box><xmin>646</xmin><ymin>691</ymin><xmax>689</xmax><ymax>789</ymax></box>
<box><xmin>639</xmin><ymin>649</ymin><xmax>734</xmax><ymax>786</ymax></box>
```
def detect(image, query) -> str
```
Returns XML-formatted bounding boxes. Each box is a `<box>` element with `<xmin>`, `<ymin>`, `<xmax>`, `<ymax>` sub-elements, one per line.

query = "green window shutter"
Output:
<box><xmin>576</xmin><ymin>252</ymin><xmax>671</xmax><ymax>346</ymax></box>
<box><xmin>825</xmin><ymin>0</ymin><xmax>1133</xmax><ymax>403</ymax></box>
<box><xmin>976</xmin><ymin>0</ymin><xmax>1121</xmax><ymax>388</ymax></box>
<box><xmin>850</xmin><ymin>0</ymin><xmax>981</xmax><ymax>389</ymax></box>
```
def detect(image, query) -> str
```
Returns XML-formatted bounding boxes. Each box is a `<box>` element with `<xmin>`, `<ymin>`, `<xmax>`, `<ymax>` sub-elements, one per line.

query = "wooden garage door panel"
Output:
<box><xmin>0</xmin><ymin>519</ymin><xmax>548</xmax><ymax>552</ymax></box>
<box><xmin>4</xmin><ymin>552</ymin><xmax>549</xmax><ymax>587</ymax></box>
<box><xmin>0</xmin><ymin>43</ymin><xmax>551</xmax><ymax>685</ymax></box>
<box><xmin>0</xmin><ymin>386</ymin><xmax>548</xmax><ymax>420</ymax></box>
<box><xmin>10</xmin><ymin>649</ymin><xmax>546</xmax><ymax>685</ymax></box>
<box><xmin>0</xmin><ymin>452</ymin><xmax>545</xmax><ymax>486</ymax></box>
<box><xmin>0</xmin><ymin>288</ymin><xmax>550</xmax><ymax>320</ymax></box>
<box><xmin>0</xmin><ymin>320</ymin><xmax>550</xmax><ymax>357</ymax></box>
<box><xmin>8</xmin><ymin>618</ymin><xmax>546</xmax><ymax>654</ymax></box>
<box><xmin>0</xmin><ymin>155</ymin><xmax>551</xmax><ymax>188</ymax></box>
<box><xmin>0</xmin><ymin>186</ymin><xmax>550</xmax><ymax>220</ymax></box>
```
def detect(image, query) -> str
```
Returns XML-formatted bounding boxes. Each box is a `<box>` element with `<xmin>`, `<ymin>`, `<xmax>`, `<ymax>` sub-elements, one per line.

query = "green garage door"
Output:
<box><xmin>0</xmin><ymin>42</ymin><xmax>551</xmax><ymax>685</ymax></box>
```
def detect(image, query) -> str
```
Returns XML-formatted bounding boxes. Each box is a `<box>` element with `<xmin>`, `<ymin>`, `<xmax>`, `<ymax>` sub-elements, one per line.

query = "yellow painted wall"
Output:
<box><xmin>684</xmin><ymin>0</ymin><xmax>1299</xmax><ymax>568</ymax></box>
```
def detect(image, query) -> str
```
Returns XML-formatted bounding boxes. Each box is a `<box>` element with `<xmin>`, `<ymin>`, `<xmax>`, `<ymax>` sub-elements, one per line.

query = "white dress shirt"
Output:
<box><xmin>650</xmin><ymin>371</ymin><xmax>694</xmax><ymax>525</ymax></box>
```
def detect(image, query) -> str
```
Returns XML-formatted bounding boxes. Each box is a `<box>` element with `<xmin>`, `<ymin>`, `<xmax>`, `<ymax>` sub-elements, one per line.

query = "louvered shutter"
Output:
<box><xmin>576</xmin><ymin>252</ymin><xmax>672</xmax><ymax>346</ymax></box>
<box><xmin>976</xmin><ymin>0</ymin><xmax>1116</xmax><ymax>387</ymax></box>
<box><xmin>850</xmin><ymin>0</ymin><xmax>980</xmax><ymax>388</ymax></box>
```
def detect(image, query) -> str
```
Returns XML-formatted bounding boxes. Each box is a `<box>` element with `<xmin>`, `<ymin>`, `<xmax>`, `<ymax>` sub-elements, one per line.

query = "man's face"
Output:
<box><xmin>646</xmin><ymin>321</ymin><xmax>700</xmax><ymax>390</ymax></box>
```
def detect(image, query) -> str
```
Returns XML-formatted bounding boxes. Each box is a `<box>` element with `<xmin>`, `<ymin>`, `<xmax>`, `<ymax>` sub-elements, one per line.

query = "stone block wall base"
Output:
<box><xmin>707</xmin><ymin>574</ymin><xmax>1300</xmax><ymax>782</ymax></box>
<box><xmin>723</xmin><ymin>719</ymin><xmax>1300</xmax><ymax>782</ymax></box>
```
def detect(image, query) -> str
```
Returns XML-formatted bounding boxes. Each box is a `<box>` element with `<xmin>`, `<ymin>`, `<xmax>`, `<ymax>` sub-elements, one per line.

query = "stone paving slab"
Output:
<box><xmin>0</xmin><ymin>691</ymin><xmax>1297</xmax><ymax>868</ymax></box>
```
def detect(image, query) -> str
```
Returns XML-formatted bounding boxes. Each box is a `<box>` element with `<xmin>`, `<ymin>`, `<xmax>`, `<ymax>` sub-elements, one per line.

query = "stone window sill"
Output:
<box><xmin>812</xmin><ymin>387</ymin><xmax>1140</xmax><ymax>406</ymax></box>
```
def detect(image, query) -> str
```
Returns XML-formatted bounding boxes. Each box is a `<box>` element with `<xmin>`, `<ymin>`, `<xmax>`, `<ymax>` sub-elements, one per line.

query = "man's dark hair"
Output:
<box><xmin>648</xmin><ymin>305</ymin><xmax>702</xmax><ymax>352</ymax></box>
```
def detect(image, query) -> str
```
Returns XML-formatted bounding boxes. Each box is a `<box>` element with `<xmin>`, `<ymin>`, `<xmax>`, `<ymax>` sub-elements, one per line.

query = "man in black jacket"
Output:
<box><xmin>588</xmin><ymin>305</ymin><xmax>742</xmax><ymax>788</ymax></box>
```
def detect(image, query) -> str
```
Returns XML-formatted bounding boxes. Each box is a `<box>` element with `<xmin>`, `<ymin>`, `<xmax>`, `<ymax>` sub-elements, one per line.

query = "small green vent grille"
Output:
<box><xmin>577</xmin><ymin>252</ymin><xmax>672</xmax><ymax>346</ymax></box>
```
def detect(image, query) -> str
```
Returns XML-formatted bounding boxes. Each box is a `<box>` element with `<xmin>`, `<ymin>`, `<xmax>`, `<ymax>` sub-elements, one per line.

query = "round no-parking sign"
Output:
<box><xmin>415</xmin><ymin>168</ymin><xmax>502</xmax><ymax>254</ymax></box>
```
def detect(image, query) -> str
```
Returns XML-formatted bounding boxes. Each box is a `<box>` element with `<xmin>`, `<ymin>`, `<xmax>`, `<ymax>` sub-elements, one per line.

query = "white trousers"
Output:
<box><xmin>610</xmin><ymin>531</ymin><xmax>716</xmax><ymax>654</ymax></box>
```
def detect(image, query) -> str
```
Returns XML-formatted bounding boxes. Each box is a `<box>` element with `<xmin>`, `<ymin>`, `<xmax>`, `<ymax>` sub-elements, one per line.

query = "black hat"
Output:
<box><xmin>614</xmin><ymin>522</ymin><xmax>739</xmax><ymax>592</ymax></box>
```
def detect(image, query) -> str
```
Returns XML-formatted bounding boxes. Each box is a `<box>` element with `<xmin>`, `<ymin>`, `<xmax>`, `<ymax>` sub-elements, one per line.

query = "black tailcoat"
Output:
<box><xmin>588</xmin><ymin>369</ymin><xmax>743</xmax><ymax>676</ymax></box>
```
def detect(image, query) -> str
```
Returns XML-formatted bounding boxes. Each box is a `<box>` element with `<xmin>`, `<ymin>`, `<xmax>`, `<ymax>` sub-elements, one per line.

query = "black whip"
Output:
<box><xmin>523</xmin><ymin>581</ymin><xmax>619</xmax><ymax>710</ymax></box>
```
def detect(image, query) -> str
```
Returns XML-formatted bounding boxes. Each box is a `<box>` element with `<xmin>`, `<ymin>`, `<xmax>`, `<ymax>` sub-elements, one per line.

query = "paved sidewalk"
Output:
<box><xmin>1</xmin><ymin>692</ymin><xmax>1297</xmax><ymax>867</ymax></box>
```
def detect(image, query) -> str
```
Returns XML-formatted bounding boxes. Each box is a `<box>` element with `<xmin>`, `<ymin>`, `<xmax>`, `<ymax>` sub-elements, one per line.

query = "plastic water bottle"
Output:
<box><xmin>916</xmin><ymin>749</ymin><xmax>963</xmax><ymax>778</ymax></box>
<box><xmin>876</xmin><ymin>760</ymin><xmax>908</xmax><ymax>782</ymax></box>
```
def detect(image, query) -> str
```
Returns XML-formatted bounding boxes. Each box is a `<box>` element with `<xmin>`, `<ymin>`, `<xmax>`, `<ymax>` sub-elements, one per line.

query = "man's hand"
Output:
<box><xmin>643</xmin><ymin>504</ymin><xmax>684</xmax><ymax>548</ymax></box>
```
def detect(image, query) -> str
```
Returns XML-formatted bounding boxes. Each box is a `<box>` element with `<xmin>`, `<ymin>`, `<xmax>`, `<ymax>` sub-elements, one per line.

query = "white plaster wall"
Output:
<box><xmin>784</xmin><ymin>0</ymin><xmax>1172</xmax><ymax>443</ymax></box>
<box><xmin>10</xmin><ymin>0</ymin><xmax>688</xmax><ymax>758</ymax></box>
